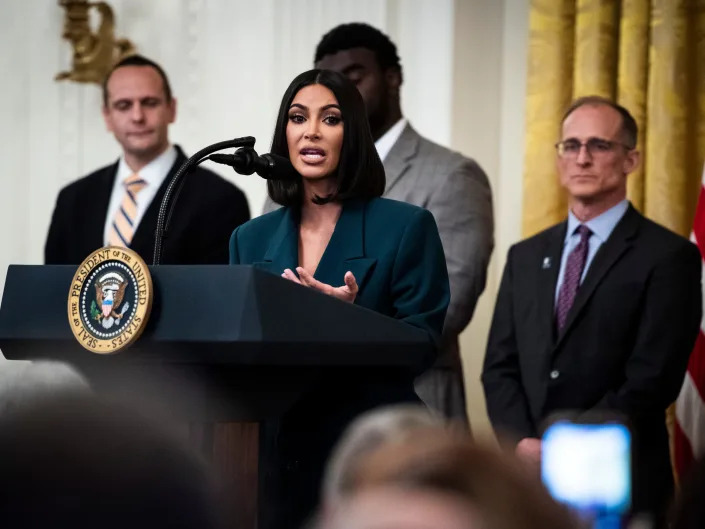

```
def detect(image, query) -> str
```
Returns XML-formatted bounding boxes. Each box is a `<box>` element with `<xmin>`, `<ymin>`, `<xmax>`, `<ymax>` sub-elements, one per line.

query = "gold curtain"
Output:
<box><xmin>522</xmin><ymin>0</ymin><xmax>705</xmax><ymax>238</ymax></box>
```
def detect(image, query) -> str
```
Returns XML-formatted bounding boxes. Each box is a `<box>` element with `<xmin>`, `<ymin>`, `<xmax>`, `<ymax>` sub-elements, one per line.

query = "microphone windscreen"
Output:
<box><xmin>260</xmin><ymin>153</ymin><xmax>300</xmax><ymax>181</ymax></box>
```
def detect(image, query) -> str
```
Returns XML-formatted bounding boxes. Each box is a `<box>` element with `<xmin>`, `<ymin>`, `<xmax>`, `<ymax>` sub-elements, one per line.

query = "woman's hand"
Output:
<box><xmin>282</xmin><ymin>267</ymin><xmax>358</xmax><ymax>303</ymax></box>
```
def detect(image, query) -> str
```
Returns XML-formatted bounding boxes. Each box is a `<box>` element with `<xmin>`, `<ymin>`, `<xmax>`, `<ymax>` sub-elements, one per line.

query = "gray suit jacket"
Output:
<box><xmin>383</xmin><ymin>124</ymin><xmax>493</xmax><ymax>369</ymax></box>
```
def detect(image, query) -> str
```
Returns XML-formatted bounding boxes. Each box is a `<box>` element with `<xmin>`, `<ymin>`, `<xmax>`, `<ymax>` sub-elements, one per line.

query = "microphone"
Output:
<box><xmin>154</xmin><ymin>135</ymin><xmax>294</xmax><ymax>264</ymax></box>
<box><xmin>209</xmin><ymin>147</ymin><xmax>299</xmax><ymax>181</ymax></box>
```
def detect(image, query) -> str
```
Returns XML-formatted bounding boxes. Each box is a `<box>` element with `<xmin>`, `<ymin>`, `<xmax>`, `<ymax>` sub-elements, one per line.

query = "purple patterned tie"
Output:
<box><xmin>555</xmin><ymin>225</ymin><xmax>592</xmax><ymax>331</ymax></box>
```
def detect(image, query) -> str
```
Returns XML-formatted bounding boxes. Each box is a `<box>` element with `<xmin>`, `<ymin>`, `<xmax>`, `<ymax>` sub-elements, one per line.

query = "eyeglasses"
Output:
<box><xmin>555</xmin><ymin>138</ymin><xmax>634</xmax><ymax>158</ymax></box>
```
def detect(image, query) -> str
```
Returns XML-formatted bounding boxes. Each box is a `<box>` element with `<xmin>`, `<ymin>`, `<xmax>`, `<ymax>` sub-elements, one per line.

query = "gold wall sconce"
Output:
<box><xmin>56</xmin><ymin>0</ymin><xmax>136</xmax><ymax>84</ymax></box>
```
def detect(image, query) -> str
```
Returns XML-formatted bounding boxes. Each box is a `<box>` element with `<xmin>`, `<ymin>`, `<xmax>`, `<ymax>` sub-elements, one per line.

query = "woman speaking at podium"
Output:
<box><xmin>229</xmin><ymin>68</ymin><xmax>449</xmax><ymax>344</ymax></box>
<box><xmin>228</xmin><ymin>69</ymin><xmax>450</xmax><ymax>526</ymax></box>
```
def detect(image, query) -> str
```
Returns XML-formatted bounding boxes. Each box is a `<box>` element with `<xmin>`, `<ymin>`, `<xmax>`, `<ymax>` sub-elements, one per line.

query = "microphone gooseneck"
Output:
<box><xmin>153</xmin><ymin>137</ymin><xmax>256</xmax><ymax>265</ymax></box>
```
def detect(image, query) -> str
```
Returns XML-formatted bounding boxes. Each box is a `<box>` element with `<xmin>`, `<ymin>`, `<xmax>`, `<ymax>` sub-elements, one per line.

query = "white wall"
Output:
<box><xmin>0</xmin><ymin>0</ymin><xmax>530</xmax><ymax>437</ymax></box>
<box><xmin>451</xmin><ymin>1</ymin><xmax>529</xmax><ymax>438</ymax></box>
<box><xmin>0</xmin><ymin>0</ymin><xmax>457</xmax><ymax>285</ymax></box>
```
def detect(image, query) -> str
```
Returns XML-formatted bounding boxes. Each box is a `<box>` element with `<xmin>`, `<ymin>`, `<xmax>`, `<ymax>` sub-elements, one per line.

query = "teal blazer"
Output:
<box><xmin>229</xmin><ymin>197</ymin><xmax>449</xmax><ymax>349</ymax></box>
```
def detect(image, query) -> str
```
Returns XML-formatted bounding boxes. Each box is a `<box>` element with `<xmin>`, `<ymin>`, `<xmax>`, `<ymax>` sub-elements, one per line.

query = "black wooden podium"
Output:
<box><xmin>0</xmin><ymin>265</ymin><xmax>433</xmax><ymax>529</ymax></box>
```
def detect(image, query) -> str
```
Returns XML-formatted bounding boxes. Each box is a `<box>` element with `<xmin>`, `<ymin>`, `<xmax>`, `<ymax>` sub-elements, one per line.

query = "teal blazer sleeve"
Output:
<box><xmin>228</xmin><ymin>227</ymin><xmax>241</xmax><ymax>265</ymax></box>
<box><xmin>228</xmin><ymin>198</ymin><xmax>449</xmax><ymax>353</ymax></box>
<box><xmin>386</xmin><ymin>206</ymin><xmax>449</xmax><ymax>347</ymax></box>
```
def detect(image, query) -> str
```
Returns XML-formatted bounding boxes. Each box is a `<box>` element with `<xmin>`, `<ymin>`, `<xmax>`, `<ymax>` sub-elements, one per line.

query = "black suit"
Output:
<box><xmin>482</xmin><ymin>204</ymin><xmax>701</xmax><ymax>517</ymax></box>
<box><xmin>45</xmin><ymin>146</ymin><xmax>250</xmax><ymax>265</ymax></box>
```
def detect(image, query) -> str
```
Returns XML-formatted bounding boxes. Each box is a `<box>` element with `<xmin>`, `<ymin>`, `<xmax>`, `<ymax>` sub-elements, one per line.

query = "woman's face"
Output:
<box><xmin>286</xmin><ymin>84</ymin><xmax>344</xmax><ymax>182</ymax></box>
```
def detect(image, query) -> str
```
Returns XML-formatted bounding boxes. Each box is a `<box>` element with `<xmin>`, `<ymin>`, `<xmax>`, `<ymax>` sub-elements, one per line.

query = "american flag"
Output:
<box><xmin>673</xmin><ymin>167</ymin><xmax>705</xmax><ymax>476</ymax></box>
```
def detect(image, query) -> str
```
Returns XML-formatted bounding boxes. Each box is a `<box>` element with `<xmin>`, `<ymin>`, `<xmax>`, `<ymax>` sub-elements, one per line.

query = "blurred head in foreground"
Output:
<box><xmin>321</xmin><ymin>404</ymin><xmax>448</xmax><ymax>506</ymax></box>
<box><xmin>0</xmin><ymin>395</ymin><xmax>220</xmax><ymax>529</ymax></box>
<box><xmin>0</xmin><ymin>360</ymin><xmax>90</xmax><ymax>415</ymax></box>
<box><xmin>317</xmin><ymin>428</ymin><xmax>577</xmax><ymax>529</ymax></box>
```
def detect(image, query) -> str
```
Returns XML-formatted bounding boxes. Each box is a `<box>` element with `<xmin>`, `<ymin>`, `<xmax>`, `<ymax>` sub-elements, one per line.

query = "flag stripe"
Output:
<box><xmin>675</xmin><ymin>366</ymin><xmax>705</xmax><ymax>456</ymax></box>
<box><xmin>674</xmin><ymin>419</ymin><xmax>695</xmax><ymax>476</ymax></box>
<box><xmin>694</xmin><ymin>190</ymin><xmax>705</xmax><ymax>253</ymax></box>
<box><xmin>674</xmin><ymin>168</ymin><xmax>705</xmax><ymax>477</ymax></box>
<box><xmin>688</xmin><ymin>329</ymin><xmax>705</xmax><ymax>404</ymax></box>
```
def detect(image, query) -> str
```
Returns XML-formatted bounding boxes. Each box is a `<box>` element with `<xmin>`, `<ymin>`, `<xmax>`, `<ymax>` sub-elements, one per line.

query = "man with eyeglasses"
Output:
<box><xmin>482</xmin><ymin>95</ymin><xmax>701</xmax><ymax>524</ymax></box>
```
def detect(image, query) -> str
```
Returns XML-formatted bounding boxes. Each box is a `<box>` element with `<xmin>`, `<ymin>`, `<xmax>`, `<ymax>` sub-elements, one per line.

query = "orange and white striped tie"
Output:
<box><xmin>107</xmin><ymin>173</ymin><xmax>147</xmax><ymax>247</ymax></box>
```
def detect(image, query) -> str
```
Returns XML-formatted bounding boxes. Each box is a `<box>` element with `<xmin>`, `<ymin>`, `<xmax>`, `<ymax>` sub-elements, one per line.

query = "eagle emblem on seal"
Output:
<box><xmin>91</xmin><ymin>271</ymin><xmax>130</xmax><ymax>329</ymax></box>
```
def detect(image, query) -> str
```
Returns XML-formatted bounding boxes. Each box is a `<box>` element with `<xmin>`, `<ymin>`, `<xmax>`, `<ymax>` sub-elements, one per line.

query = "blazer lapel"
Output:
<box><xmin>383</xmin><ymin>124</ymin><xmax>420</xmax><ymax>194</ymax></box>
<box><xmin>537</xmin><ymin>223</ymin><xmax>566</xmax><ymax>345</ymax></box>
<box><xmin>88</xmin><ymin>162</ymin><xmax>119</xmax><ymax>248</ymax></box>
<box><xmin>254</xmin><ymin>207</ymin><xmax>299</xmax><ymax>275</ymax></box>
<box><xmin>554</xmin><ymin>204</ymin><xmax>639</xmax><ymax>348</ymax></box>
<box><xmin>314</xmin><ymin>200</ymin><xmax>377</xmax><ymax>292</ymax></box>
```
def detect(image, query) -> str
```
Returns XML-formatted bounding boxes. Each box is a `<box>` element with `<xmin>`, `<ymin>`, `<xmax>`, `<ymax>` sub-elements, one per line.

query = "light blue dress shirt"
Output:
<box><xmin>554</xmin><ymin>200</ymin><xmax>629</xmax><ymax>303</ymax></box>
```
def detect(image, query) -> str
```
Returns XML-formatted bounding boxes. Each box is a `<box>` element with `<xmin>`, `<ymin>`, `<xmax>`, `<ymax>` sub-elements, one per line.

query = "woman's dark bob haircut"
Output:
<box><xmin>267</xmin><ymin>69</ymin><xmax>385</xmax><ymax>206</ymax></box>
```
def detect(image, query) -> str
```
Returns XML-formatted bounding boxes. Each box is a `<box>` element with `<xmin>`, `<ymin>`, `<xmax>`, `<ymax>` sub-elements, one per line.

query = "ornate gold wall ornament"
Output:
<box><xmin>55</xmin><ymin>0</ymin><xmax>136</xmax><ymax>84</ymax></box>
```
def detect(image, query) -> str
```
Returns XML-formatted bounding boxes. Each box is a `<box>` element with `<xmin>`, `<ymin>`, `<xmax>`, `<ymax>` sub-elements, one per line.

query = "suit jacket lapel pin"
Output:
<box><xmin>542</xmin><ymin>257</ymin><xmax>552</xmax><ymax>269</ymax></box>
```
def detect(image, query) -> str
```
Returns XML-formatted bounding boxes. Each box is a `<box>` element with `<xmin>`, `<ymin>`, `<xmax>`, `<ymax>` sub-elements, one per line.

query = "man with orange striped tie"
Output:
<box><xmin>45</xmin><ymin>55</ymin><xmax>250</xmax><ymax>265</ymax></box>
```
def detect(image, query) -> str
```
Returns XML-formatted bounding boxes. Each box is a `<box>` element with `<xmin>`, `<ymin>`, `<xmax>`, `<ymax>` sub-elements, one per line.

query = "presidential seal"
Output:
<box><xmin>68</xmin><ymin>247</ymin><xmax>153</xmax><ymax>354</ymax></box>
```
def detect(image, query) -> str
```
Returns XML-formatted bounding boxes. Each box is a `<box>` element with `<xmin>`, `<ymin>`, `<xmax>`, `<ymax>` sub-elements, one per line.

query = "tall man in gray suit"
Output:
<box><xmin>313</xmin><ymin>23</ymin><xmax>494</xmax><ymax>421</ymax></box>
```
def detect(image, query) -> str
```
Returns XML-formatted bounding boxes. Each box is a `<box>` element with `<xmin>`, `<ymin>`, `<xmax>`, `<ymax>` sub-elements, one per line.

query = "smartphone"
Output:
<box><xmin>541</xmin><ymin>418</ymin><xmax>631</xmax><ymax>518</ymax></box>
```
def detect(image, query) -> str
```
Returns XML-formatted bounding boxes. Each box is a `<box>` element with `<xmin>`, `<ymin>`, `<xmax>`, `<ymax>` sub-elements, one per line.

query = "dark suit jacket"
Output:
<box><xmin>45</xmin><ymin>146</ymin><xmax>250</xmax><ymax>265</ymax></box>
<box><xmin>230</xmin><ymin>197</ymin><xmax>449</xmax><ymax>348</ymax></box>
<box><xmin>230</xmin><ymin>197</ymin><xmax>450</xmax><ymax>528</ymax></box>
<box><xmin>482</xmin><ymin>204</ymin><xmax>702</xmax><ymax>515</ymax></box>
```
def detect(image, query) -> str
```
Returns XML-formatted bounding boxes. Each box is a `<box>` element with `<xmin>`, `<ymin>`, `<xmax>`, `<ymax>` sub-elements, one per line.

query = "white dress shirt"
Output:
<box><xmin>103</xmin><ymin>145</ymin><xmax>177</xmax><ymax>245</ymax></box>
<box><xmin>374</xmin><ymin>118</ymin><xmax>407</xmax><ymax>162</ymax></box>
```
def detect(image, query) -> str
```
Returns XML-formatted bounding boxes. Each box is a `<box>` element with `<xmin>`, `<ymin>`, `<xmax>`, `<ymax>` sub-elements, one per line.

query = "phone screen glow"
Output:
<box><xmin>541</xmin><ymin>421</ymin><xmax>631</xmax><ymax>514</ymax></box>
